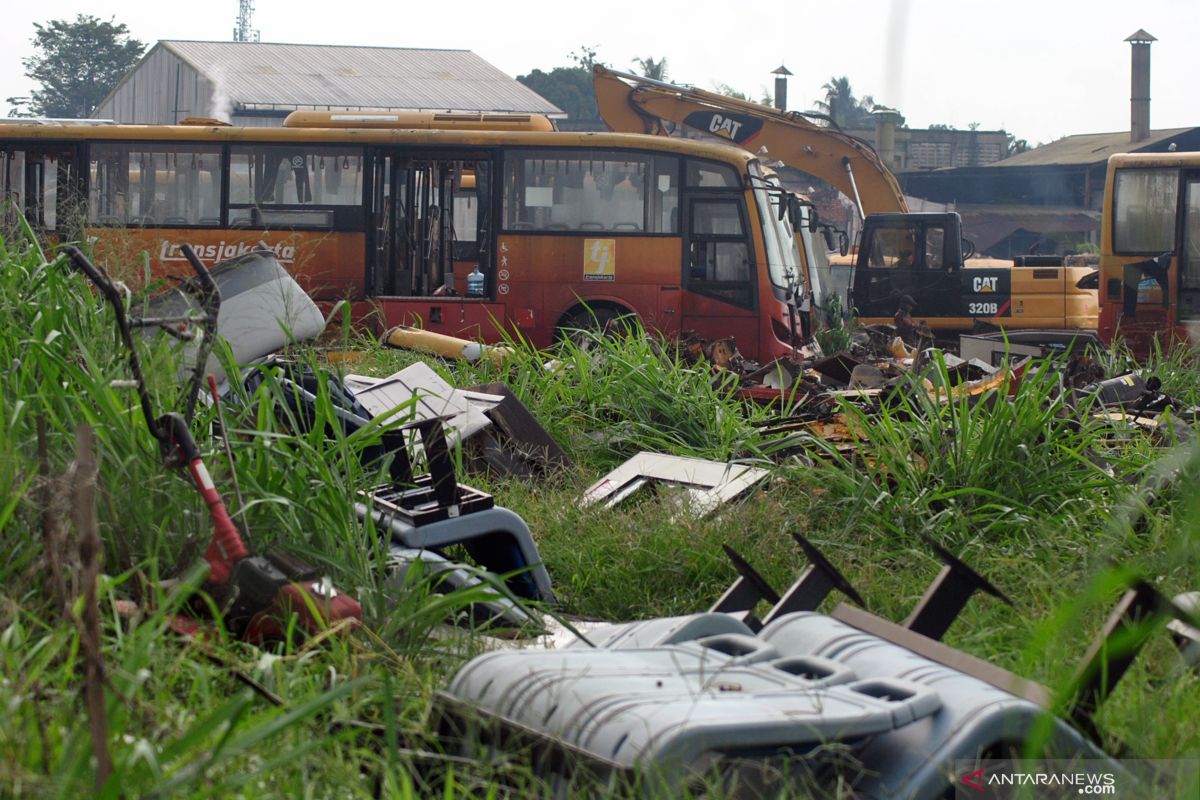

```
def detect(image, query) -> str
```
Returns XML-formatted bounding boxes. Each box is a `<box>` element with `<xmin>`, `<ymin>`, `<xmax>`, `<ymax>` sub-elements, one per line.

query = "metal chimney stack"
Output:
<box><xmin>772</xmin><ymin>65</ymin><xmax>792</xmax><ymax>111</ymax></box>
<box><xmin>873</xmin><ymin>108</ymin><xmax>901</xmax><ymax>172</ymax></box>
<box><xmin>1126</xmin><ymin>29</ymin><xmax>1156</xmax><ymax>143</ymax></box>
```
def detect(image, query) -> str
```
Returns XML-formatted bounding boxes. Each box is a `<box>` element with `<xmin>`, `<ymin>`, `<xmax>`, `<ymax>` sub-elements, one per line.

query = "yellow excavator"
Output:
<box><xmin>593</xmin><ymin>65</ymin><xmax>1097</xmax><ymax>334</ymax></box>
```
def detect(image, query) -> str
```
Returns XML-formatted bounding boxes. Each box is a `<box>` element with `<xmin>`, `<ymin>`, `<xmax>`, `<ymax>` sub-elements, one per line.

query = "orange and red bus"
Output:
<box><xmin>1099</xmin><ymin>151</ymin><xmax>1200</xmax><ymax>354</ymax></box>
<box><xmin>0</xmin><ymin>112</ymin><xmax>819</xmax><ymax>362</ymax></box>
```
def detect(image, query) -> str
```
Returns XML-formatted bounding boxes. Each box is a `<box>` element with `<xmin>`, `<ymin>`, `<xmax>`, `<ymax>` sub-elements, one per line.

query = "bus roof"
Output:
<box><xmin>1107</xmin><ymin>151</ymin><xmax>1200</xmax><ymax>170</ymax></box>
<box><xmin>0</xmin><ymin>120</ymin><xmax>756</xmax><ymax>166</ymax></box>
<box><xmin>282</xmin><ymin>110</ymin><xmax>555</xmax><ymax>132</ymax></box>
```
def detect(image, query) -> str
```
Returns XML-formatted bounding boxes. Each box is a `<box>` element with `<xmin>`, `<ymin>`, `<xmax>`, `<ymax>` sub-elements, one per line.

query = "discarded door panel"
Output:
<box><xmin>580</xmin><ymin>452</ymin><xmax>769</xmax><ymax>519</ymax></box>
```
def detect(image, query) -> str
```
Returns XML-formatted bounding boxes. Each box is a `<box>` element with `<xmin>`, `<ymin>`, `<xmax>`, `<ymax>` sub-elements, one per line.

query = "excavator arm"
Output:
<box><xmin>593</xmin><ymin>65</ymin><xmax>909</xmax><ymax>215</ymax></box>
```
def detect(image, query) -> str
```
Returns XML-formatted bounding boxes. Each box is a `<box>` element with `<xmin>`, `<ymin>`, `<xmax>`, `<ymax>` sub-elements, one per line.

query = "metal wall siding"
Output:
<box><xmin>96</xmin><ymin>45</ymin><xmax>214</xmax><ymax>124</ymax></box>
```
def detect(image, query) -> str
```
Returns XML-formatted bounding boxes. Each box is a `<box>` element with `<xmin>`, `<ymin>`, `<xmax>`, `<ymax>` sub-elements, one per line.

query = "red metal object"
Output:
<box><xmin>64</xmin><ymin>244</ymin><xmax>361</xmax><ymax>643</ymax></box>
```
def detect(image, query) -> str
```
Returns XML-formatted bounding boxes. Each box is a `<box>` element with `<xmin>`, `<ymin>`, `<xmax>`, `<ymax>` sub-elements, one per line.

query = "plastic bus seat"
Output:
<box><xmin>578</xmin><ymin>221</ymin><xmax>604</xmax><ymax>231</ymax></box>
<box><xmin>129</xmin><ymin>215</ymin><xmax>157</xmax><ymax>226</ymax></box>
<box><xmin>442</xmin><ymin>642</ymin><xmax>936</xmax><ymax>784</ymax></box>
<box><xmin>441</xmin><ymin>610</ymin><xmax>1120</xmax><ymax>797</ymax></box>
<box><xmin>362</xmin><ymin>501</ymin><xmax>555</xmax><ymax>603</ymax></box>
<box><xmin>613</xmin><ymin>222</ymin><xmax>641</xmax><ymax>231</ymax></box>
<box><xmin>163</xmin><ymin>216</ymin><xmax>189</xmax><ymax>226</ymax></box>
<box><xmin>562</xmin><ymin>612</ymin><xmax>758</xmax><ymax>650</ymax></box>
<box><xmin>542</xmin><ymin>222</ymin><xmax>569</xmax><ymax>230</ymax></box>
<box><xmin>387</xmin><ymin>543</ymin><xmax>533</xmax><ymax>628</ymax></box>
<box><xmin>198</xmin><ymin>217</ymin><xmax>221</xmax><ymax>226</ymax></box>
<box><xmin>755</xmin><ymin>612</ymin><xmax>1112</xmax><ymax>798</ymax></box>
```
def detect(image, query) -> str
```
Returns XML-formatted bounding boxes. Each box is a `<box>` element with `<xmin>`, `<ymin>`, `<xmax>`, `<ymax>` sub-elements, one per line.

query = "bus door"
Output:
<box><xmin>682</xmin><ymin>193</ymin><xmax>758</xmax><ymax>355</ymax></box>
<box><xmin>370</xmin><ymin>154</ymin><xmax>490</xmax><ymax>296</ymax></box>
<box><xmin>1178</xmin><ymin>171</ymin><xmax>1200</xmax><ymax>330</ymax></box>
<box><xmin>0</xmin><ymin>142</ymin><xmax>80</xmax><ymax>233</ymax></box>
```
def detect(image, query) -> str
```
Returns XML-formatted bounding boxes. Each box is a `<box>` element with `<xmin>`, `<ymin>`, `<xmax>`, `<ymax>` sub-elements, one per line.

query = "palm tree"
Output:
<box><xmin>632</xmin><ymin>56</ymin><xmax>668</xmax><ymax>81</ymax></box>
<box><xmin>813</xmin><ymin>76</ymin><xmax>875</xmax><ymax>129</ymax></box>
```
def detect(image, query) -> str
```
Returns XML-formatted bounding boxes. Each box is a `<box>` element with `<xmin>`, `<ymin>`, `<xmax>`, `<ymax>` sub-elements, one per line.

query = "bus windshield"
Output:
<box><xmin>750</xmin><ymin>166</ymin><xmax>802</xmax><ymax>292</ymax></box>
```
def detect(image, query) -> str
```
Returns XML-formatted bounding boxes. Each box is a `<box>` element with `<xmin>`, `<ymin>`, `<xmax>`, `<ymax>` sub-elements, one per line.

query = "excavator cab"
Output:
<box><xmin>851</xmin><ymin>213</ymin><xmax>966</xmax><ymax>321</ymax></box>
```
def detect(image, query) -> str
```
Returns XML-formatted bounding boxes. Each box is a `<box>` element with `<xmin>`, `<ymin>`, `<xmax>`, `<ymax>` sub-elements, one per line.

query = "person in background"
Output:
<box><xmin>894</xmin><ymin>294</ymin><xmax>919</xmax><ymax>343</ymax></box>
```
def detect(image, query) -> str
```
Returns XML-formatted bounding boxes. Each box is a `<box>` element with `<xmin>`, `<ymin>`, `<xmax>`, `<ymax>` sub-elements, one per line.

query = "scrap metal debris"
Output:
<box><xmin>580</xmin><ymin>452</ymin><xmax>770</xmax><ymax>520</ymax></box>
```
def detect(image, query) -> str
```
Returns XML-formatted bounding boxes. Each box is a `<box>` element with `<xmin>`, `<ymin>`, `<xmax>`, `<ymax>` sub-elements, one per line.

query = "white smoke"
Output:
<box><xmin>208</xmin><ymin>66</ymin><xmax>233</xmax><ymax>123</ymax></box>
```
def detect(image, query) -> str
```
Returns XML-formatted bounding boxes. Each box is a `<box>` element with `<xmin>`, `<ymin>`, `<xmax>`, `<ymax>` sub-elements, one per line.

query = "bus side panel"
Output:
<box><xmin>499</xmin><ymin>235</ymin><xmax>683</xmax><ymax>342</ymax></box>
<box><xmin>88</xmin><ymin>229</ymin><xmax>367</xmax><ymax>303</ymax></box>
<box><xmin>1099</xmin><ymin>254</ymin><xmax>1172</xmax><ymax>354</ymax></box>
<box><xmin>680</xmin><ymin>290</ymin><xmax>758</xmax><ymax>357</ymax></box>
<box><xmin>377</xmin><ymin>298</ymin><xmax>512</xmax><ymax>342</ymax></box>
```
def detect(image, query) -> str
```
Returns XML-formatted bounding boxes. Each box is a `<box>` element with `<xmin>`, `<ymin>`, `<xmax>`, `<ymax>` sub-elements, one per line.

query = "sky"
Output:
<box><xmin>2</xmin><ymin>0</ymin><xmax>1197</xmax><ymax>146</ymax></box>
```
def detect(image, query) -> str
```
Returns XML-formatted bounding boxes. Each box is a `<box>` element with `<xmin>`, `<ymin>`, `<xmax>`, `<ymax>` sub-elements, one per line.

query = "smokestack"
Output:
<box><xmin>1126</xmin><ymin>29</ymin><xmax>1156</xmax><ymax>143</ymax></box>
<box><xmin>873</xmin><ymin>107</ymin><xmax>901</xmax><ymax>171</ymax></box>
<box><xmin>772</xmin><ymin>65</ymin><xmax>792</xmax><ymax>111</ymax></box>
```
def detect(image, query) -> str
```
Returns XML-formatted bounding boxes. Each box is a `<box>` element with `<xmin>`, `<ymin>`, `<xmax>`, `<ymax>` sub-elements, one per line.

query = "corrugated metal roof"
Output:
<box><xmin>986</xmin><ymin>127</ymin><xmax>1197</xmax><ymax>168</ymax></box>
<box><xmin>160</xmin><ymin>41</ymin><xmax>562</xmax><ymax>116</ymax></box>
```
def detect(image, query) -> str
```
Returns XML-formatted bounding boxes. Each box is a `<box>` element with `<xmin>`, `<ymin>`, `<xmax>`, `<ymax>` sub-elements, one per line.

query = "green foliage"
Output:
<box><xmin>814</xmin><ymin>293</ymin><xmax>855</xmax><ymax>354</ymax></box>
<box><xmin>516</xmin><ymin>67</ymin><xmax>598</xmax><ymax>123</ymax></box>
<box><xmin>631</xmin><ymin>56</ymin><xmax>668</xmax><ymax>81</ymax></box>
<box><xmin>452</xmin><ymin>317</ymin><xmax>770</xmax><ymax>471</ymax></box>
<box><xmin>19</xmin><ymin>14</ymin><xmax>145</xmax><ymax>118</ymax></box>
<box><xmin>1007</xmin><ymin>132</ymin><xmax>1031</xmax><ymax>156</ymax></box>
<box><xmin>0</xmin><ymin>220</ymin><xmax>1197</xmax><ymax>796</ymax></box>
<box><xmin>812</xmin><ymin>76</ymin><xmax>878</xmax><ymax>129</ymax></box>
<box><xmin>712</xmin><ymin>83</ymin><xmax>773</xmax><ymax>107</ymax></box>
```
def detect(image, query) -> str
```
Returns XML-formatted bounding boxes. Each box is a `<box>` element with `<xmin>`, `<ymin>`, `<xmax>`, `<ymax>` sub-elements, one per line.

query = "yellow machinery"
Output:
<box><xmin>593</xmin><ymin>66</ymin><xmax>1097</xmax><ymax>333</ymax></box>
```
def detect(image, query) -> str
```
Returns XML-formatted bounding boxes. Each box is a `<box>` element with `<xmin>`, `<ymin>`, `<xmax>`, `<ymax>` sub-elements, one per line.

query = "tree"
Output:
<box><xmin>568</xmin><ymin>45</ymin><xmax>602</xmax><ymax>71</ymax></box>
<box><xmin>1006</xmin><ymin>133</ymin><xmax>1030</xmax><ymax>157</ymax></box>
<box><xmin>712</xmin><ymin>83</ymin><xmax>772</xmax><ymax>107</ymax></box>
<box><xmin>517</xmin><ymin>67</ymin><xmax>599</xmax><ymax>123</ymax></box>
<box><xmin>632</xmin><ymin>56</ymin><xmax>668</xmax><ymax>82</ymax></box>
<box><xmin>20</xmin><ymin>15</ymin><xmax>144</xmax><ymax>118</ymax></box>
<box><xmin>812</xmin><ymin>76</ymin><xmax>876</xmax><ymax>129</ymax></box>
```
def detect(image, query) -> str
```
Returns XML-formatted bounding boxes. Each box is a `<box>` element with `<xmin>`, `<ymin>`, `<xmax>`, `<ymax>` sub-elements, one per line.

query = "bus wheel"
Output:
<box><xmin>555</xmin><ymin>305</ymin><xmax>635</xmax><ymax>347</ymax></box>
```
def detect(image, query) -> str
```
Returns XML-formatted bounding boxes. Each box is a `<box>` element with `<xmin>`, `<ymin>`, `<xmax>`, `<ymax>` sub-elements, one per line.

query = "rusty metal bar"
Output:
<box><xmin>710</xmin><ymin>544</ymin><xmax>780</xmax><ymax>617</ymax></box>
<box><xmin>902</xmin><ymin>534</ymin><xmax>1013</xmax><ymax>641</ymax></box>
<box><xmin>761</xmin><ymin>532</ymin><xmax>865</xmax><ymax>625</ymax></box>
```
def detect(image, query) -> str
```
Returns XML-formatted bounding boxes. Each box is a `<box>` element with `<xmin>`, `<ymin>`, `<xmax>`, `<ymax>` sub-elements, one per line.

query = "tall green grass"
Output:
<box><xmin>1</xmin><ymin>220</ymin><xmax>1197</xmax><ymax>797</ymax></box>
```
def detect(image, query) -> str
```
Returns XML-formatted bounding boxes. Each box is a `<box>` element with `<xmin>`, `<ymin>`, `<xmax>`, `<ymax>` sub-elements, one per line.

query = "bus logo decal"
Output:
<box><xmin>584</xmin><ymin>239</ymin><xmax>616</xmax><ymax>282</ymax></box>
<box><xmin>158</xmin><ymin>239</ymin><xmax>296</xmax><ymax>265</ymax></box>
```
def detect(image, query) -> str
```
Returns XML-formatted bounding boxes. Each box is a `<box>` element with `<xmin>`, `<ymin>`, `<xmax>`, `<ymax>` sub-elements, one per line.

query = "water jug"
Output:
<box><xmin>466</xmin><ymin>265</ymin><xmax>485</xmax><ymax>297</ymax></box>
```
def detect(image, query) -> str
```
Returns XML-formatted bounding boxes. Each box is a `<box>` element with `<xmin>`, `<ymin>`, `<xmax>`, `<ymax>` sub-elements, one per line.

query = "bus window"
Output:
<box><xmin>687</xmin><ymin>160</ymin><xmax>740</xmax><ymax>188</ymax></box>
<box><xmin>229</xmin><ymin>145</ymin><xmax>363</xmax><ymax>228</ymax></box>
<box><xmin>1113</xmin><ymin>168</ymin><xmax>1178</xmax><ymax>254</ymax></box>
<box><xmin>926</xmin><ymin>226</ymin><xmax>945</xmax><ymax>269</ymax></box>
<box><xmin>3</xmin><ymin>145</ymin><xmax>78</xmax><ymax>230</ymax></box>
<box><xmin>687</xmin><ymin>198</ymin><xmax>753</xmax><ymax>307</ymax></box>
<box><xmin>502</xmin><ymin>150</ymin><xmax>677</xmax><ymax>233</ymax></box>
<box><xmin>88</xmin><ymin>143</ymin><xmax>222</xmax><ymax>226</ymax></box>
<box><xmin>1183</xmin><ymin>179</ymin><xmax>1200</xmax><ymax>290</ymax></box>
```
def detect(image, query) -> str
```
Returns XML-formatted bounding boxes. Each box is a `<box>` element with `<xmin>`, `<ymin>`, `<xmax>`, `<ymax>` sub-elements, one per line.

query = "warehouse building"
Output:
<box><xmin>94</xmin><ymin>40</ymin><xmax>562</xmax><ymax>126</ymax></box>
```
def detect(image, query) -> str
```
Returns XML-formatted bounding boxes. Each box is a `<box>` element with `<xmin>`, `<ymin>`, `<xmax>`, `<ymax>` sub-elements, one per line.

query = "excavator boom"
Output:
<box><xmin>593</xmin><ymin>65</ymin><xmax>908</xmax><ymax>215</ymax></box>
